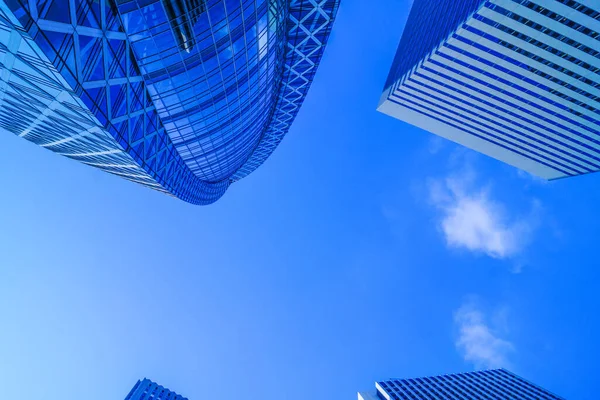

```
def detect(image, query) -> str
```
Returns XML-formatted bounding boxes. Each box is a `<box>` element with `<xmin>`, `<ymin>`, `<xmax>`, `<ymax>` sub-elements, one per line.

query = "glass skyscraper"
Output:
<box><xmin>379</xmin><ymin>0</ymin><xmax>600</xmax><ymax>180</ymax></box>
<box><xmin>0</xmin><ymin>0</ymin><xmax>339</xmax><ymax>204</ymax></box>
<box><xmin>125</xmin><ymin>379</ymin><xmax>188</xmax><ymax>400</ymax></box>
<box><xmin>359</xmin><ymin>368</ymin><xmax>564</xmax><ymax>400</ymax></box>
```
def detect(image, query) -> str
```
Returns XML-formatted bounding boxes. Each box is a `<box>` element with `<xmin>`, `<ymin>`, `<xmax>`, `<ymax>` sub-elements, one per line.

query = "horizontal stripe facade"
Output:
<box><xmin>380</xmin><ymin>0</ymin><xmax>600</xmax><ymax>179</ymax></box>
<box><xmin>376</xmin><ymin>369</ymin><xmax>564</xmax><ymax>400</ymax></box>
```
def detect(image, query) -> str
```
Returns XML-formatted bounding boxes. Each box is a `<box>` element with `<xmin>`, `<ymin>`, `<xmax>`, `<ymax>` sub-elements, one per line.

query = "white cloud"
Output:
<box><xmin>427</xmin><ymin>136</ymin><xmax>446</xmax><ymax>155</ymax></box>
<box><xmin>428</xmin><ymin>172</ymin><xmax>538</xmax><ymax>259</ymax></box>
<box><xmin>517</xmin><ymin>169</ymin><xmax>549</xmax><ymax>185</ymax></box>
<box><xmin>454</xmin><ymin>300</ymin><xmax>513</xmax><ymax>369</ymax></box>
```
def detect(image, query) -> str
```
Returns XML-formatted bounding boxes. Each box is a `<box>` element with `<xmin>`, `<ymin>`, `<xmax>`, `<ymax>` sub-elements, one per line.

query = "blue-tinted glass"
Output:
<box><xmin>125</xmin><ymin>379</ymin><xmax>188</xmax><ymax>400</ymax></box>
<box><xmin>2</xmin><ymin>0</ymin><xmax>339</xmax><ymax>203</ymax></box>
<box><xmin>384</xmin><ymin>0</ymin><xmax>485</xmax><ymax>90</ymax></box>
<box><xmin>377</xmin><ymin>369</ymin><xmax>565</xmax><ymax>400</ymax></box>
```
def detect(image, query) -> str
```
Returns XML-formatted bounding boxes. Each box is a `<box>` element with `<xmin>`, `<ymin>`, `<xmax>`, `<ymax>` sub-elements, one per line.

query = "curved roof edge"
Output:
<box><xmin>4</xmin><ymin>0</ymin><xmax>338</xmax><ymax>205</ymax></box>
<box><xmin>231</xmin><ymin>0</ymin><xmax>341</xmax><ymax>182</ymax></box>
<box><xmin>5</xmin><ymin>0</ymin><xmax>229</xmax><ymax>205</ymax></box>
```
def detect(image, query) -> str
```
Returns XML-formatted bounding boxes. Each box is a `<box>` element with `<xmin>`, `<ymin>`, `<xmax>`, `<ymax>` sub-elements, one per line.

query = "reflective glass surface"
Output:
<box><xmin>1</xmin><ymin>0</ymin><xmax>339</xmax><ymax>203</ymax></box>
<box><xmin>383</xmin><ymin>0</ymin><xmax>484</xmax><ymax>91</ymax></box>
<box><xmin>118</xmin><ymin>0</ymin><xmax>286</xmax><ymax>182</ymax></box>
<box><xmin>0</xmin><ymin>1</ymin><xmax>165</xmax><ymax>192</ymax></box>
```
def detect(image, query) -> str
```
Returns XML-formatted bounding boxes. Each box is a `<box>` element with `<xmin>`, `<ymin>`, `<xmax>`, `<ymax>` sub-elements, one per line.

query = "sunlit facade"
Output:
<box><xmin>359</xmin><ymin>369</ymin><xmax>564</xmax><ymax>400</ymax></box>
<box><xmin>125</xmin><ymin>379</ymin><xmax>188</xmax><ymax>400</ymax></box>
<box><xmin>0</xmin><ymin>0</ymin><xmax>339</xmax><ymax>204</ymax></box>
<box><xmin>379</xmin><ymin>0</ymin><xmax>600</xmax><ymax>180</ymax></box>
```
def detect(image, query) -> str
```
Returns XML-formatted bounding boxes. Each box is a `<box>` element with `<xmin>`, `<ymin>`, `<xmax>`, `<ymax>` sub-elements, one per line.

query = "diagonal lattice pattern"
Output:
<box><xmin>116</xmin><ymin>0</ymin><xmax>287</xmax><ymax>182</ymax></box>
<box><xmin>1</xmin><ymin>0</ymin><xmax>339</xmax><ymax>203</ymax></box>
<box><xmin>232</xmin><ymin>0</ymin><xmax>340</xmax><ymax>181</ymax></box>
<box><xmin>0</xmin><ymin>0</ymin><xmax>166</xmax><ymax>192</ymax></box>
<box><xmin>4</xmin><ymin>0</ymin><xmax>228</xmax><ymax>204</ymax></box>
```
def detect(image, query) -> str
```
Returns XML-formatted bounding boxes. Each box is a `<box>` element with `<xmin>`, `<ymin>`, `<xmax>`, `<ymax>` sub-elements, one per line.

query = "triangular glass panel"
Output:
<box><xmin>104</xmin><ymin>40</ymin><xmax>116</xmax><ymax>78</ymax></box>
<box><xmin>89</xmin><ymin>61</ymin><xmax>106</xmax><ymax>82</ymax></box>
<box><xmin>109</xmin><ymin>84</ymin><xmax>128</xmax><ymax>119</ymax></box>
<box><xmin>145</xmin><ymin>135</ymin><xmax>157</xmax><ymax>160</ymax></box>
<box><xmin>131</xmin><ymin>142</ymin><xmax>144</xmax><ymax>163</ymax></box>
<box><xmin>79</xmin><ymin>35</ymin><xmax>103</xmax><ymax>81</ymax></box>
<box><xmin>146</xmin><ymin>110</ymin><xmax>157</xmax><ymax>130</ymax></box>
<box><xmin>84</xmin><ymin>86</ymin><xmax>108</xmax><ymax>114</ymax></box>
<box><xmin>76</xmin><ymin>0</ymin><xmax>100</xmax><ymax>29</ymax></box>
<box><xmin>63</xmin><ymin>39</ymin><xmax>78</xmax><ymax>81</ymax></box>
<box><xmin>129</xmin><ymin>114</ymin><xmax>144</xmax><ymax>143</ymax></box>
<box><xmin>164</xmin><ymin>161</ymin><xmax>174</xmax><ymax>179</ymax></box>
<box><xmin>146</xmin><ymin>156</ymin><xmax>156</xmax><ymax>171</ymax></box>
<box><xmin>146</xmin><ymin>92</ymin><xmax>153</xmax><ymax>108</ymax></box>
<box><xmin>107</xmin><ymin>39</ymin><xmax>126</xmax><ymax>79</ymax></box>
<box><xmin>129</xmin><ymin>82</ymin><xmax>144</xmax><ymax>112</ymax></box>
<box><xmin>129</xmin><ymin>50</ymin><xmax>140</xmax><ymax>77</ymax></box>
<box><xmin>40</xmin><ymin>30</ymin><xmax>69</xmax><ymax>59</ymax></box>
<box><xmin>107</xmin><ymin>125</ymin><xmax>121</xmax><ymax>143</ymax></box>
<box><xmin>42</xmin><ymin>0</ymin><xmax>71</xmax><ymax>24</ymax></box>
<box><xmin>105</xmin><ymin>1</ymin><xmax>123</xmax><ymax>32</ymax></box>
<box><xmin>116</xmin><ymin>130</ymin><xmax>128</xmax><ymax>149</ymax></box>
<box><xmin>156</xmin><ymin>149</ymin><xmax>167</xmax><ymax>171</ymax></box>
<box><xmin>118</xmin><ymin>119</ymin><xmax>129</xmax><ymax>139</ymax></box>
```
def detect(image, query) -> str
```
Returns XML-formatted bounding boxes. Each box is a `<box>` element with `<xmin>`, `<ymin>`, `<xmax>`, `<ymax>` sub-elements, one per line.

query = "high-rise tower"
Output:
<box><xmin>359</xmin><ymin>369</ymin><xmax>564</xmax><ymax>400</ymax></box>
<box><xmin>0</xmin><ymin>0</ymin><xmax>339</xmax><ymax>204</ymax></box>
<box><xmin>379</xmin><ymin>0</ymin><xmax>600</xmax><ymax>180</ymax></box>
<box><xmin>125</xmin><ymin>379</ymin><xmax>187</xmax><ymax>400</ymax></box>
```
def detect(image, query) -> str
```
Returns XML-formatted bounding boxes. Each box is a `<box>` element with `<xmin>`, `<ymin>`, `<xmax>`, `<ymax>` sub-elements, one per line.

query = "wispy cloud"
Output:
<box><xmin>427</xmin><ymin>136</ymin><xmax>446</xmax><ymax>155</ymax></box>
<box><xmin>454</xmin><ymin>299</ymin><xmax>513</xmax><ymax>369</ymax></box>
<box><xmin>428</xmin><ymin>171</ymin><xmax>539</xmax><ymax>260</ymax></box>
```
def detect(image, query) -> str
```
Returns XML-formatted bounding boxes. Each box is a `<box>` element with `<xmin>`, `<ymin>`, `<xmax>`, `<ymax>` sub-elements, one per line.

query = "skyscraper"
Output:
<box><xmin>359</xmin><ymin>368</ymin><xmax>564</xmax><ymax>400</ymax></box>
<box><xmin>0</xmin><ymin>0</ymin><xmax>339</xmax><ymax>204</ymax></box>
<box><xmin>379</xmin><ymin>0</ymin><xmax>600</xmax><ymax>180</ymax></box>
<box><xmin>125</xmin><ymin>379</ymin><xmax>188</xmax><ymax>400</ymax></box>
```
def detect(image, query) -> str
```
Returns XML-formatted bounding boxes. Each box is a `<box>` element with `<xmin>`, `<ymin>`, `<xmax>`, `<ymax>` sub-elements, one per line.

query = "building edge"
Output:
<box><xmin>231</xmin><ymin>0</ymin><xmax>341</xmax><ymax>181</ymax></box>
<box><xmin>2</xmin><ymin>0</ymin><xmax>230</xmax><ymax>205</ymax></box>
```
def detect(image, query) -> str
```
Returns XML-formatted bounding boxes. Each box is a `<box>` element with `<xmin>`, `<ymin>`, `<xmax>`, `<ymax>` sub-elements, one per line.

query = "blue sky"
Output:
<box><xmin>1</xmin><ymin>0</ymin><xmax>599</xmax><ymax>399</ymax></box>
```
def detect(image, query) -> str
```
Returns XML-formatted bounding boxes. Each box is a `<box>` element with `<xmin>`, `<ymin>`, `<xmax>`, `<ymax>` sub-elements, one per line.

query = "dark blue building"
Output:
<box><xmin>359</xmin><ymin>369</ymin><xmax>564</xmax><ymax>400</ymax></box>
<box><xmin>125</xmin><ymin>379</ymin><xmax>187</xmax><ymax>400</ymax></box>
<box><xmin>0</xmin><ymin>0</ymin><xmax>339</xmax><ymax>204</ymax></box>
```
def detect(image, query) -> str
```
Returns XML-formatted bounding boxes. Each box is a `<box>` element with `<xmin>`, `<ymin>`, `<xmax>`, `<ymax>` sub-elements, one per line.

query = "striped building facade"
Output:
<box><xmin>125</xmin><ymin>379</ymin><xmax>188</xmax><ymax>400</ymax></box>
<box><xmin>359</xmin><ymin>369</ymin><xmax>564</xmax><ymax>400</ymax></box>
<box><xmin>379</xmin><ymin>0</ymin><xmax>600</xmax><ymax>179</ymax></box>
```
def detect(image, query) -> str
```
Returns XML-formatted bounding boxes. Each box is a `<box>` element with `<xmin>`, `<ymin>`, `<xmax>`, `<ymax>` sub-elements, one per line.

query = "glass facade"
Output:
<box><xmin>125</xmin><ymin>379</ymin><xmax>188</xmax><ymax>400</ymax></box>
<box><xmin>380</xmin><ymin>0</ymin><xmax>600</xmax><ymax>180</ymax></box>
<box><xmin>1</xmin><ymin>0</ymin><xmax>339</xmax><ymax>204</ymax></box>
<box><xmin>360</xmin><ymin>368</ymin><xmax>564</xmax><ymax>400</ymax></box>
<box><xmin>383</xmin><ymin>0</ymin><xmax>483</xmax><ymax>91</ymax></box>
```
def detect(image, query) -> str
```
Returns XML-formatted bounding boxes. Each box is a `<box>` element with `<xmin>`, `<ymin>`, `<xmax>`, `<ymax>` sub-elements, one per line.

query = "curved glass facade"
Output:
<box><xmin>1</xmin><ymin>0</ymin><xmax>339</xmax><ymax>204</ymax></box>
